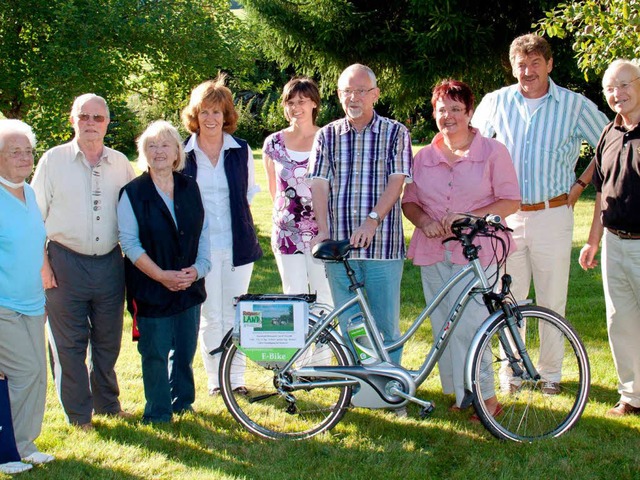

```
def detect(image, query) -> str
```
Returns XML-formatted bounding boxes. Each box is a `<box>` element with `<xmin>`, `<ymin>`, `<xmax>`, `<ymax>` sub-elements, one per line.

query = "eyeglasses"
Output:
<box><xmin>3</xmin><ymin>149</ymin><xmax>34</xmax><ymax>159</ymax></box>
<box><xmin>147</xmin><ymin>142</ymin><xmax>175</xmax><ymax>151</ymax></box>
<box><xmin>436</xmin><ymin>107</ymin><xmax>466</xmax><ymax>115</ymax></box>
<box><xmin>603</xmin><ymin>77</ymin><xmax>640</xmax><ymax>95</ymax></box>
<box><xmin>77</xmin><ymin>113</ymin><xmax>107</xmax><ymax>123</ymax></box>
<box><xmin>339</xmin><ymin>88</ymin><xmax>376</xmax><ymax>98</ymax></box>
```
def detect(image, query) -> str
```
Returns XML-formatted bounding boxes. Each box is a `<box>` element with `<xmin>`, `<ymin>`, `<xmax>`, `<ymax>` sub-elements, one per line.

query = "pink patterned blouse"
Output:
<box><xmin>263</xmin><ymin>131</ymin><xmax>320</xmax><ymax>254</ymax></box>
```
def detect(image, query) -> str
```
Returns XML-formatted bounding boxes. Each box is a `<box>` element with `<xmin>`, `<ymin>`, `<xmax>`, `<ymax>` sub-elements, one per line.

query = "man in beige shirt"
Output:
<box><xmin>31</xmin><ymin>94</ymin><xmax>135</xmax><ymax>429</ymax></box>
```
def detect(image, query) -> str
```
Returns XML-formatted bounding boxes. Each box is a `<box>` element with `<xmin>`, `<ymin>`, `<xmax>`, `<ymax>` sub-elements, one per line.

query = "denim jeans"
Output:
<box><xmin>137</xmin><ymin>305</ymin><xmax>201</xmax><ymax>422</ymax></box>
<box><xmin>325</xmin><ymin>259</ymin><xmax>404</xmax><ymax>364</ymax></box>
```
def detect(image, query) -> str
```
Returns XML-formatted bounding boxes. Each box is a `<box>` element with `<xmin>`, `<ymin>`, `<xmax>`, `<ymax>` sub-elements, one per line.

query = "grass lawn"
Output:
<box><xmin>13</xmin><ymin>149</ymin><xmax>640</xmax><ymax>480</ymax></box>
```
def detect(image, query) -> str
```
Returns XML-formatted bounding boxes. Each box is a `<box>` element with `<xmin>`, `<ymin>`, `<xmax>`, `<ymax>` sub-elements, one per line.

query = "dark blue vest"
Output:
<box><xmin>183</xmin><ymin>136</ymin><xmax>263</xmax><ymax>266</ymax></box>
<box><xmin>121</xmin><ymin>171</ymin><xmax>207</xmax><ymax>318</ymax></box>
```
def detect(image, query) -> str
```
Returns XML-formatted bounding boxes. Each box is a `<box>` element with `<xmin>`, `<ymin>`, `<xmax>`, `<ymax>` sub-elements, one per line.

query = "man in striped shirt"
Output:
<box><xmin>309</xmin><ymin>64</ymin><xmax>413</xmax><ymax>366</ymax></box>
<box><xmin>472</xmin><ymin>34</ymin><xmax>608</xmax><ymax>395</ymax></box>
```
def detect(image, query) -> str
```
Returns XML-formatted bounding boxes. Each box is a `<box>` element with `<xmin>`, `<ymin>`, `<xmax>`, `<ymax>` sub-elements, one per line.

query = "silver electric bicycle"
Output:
<box><xmin>218</xmin><ymin>214</ymin><xmax>590</xmax><ymax>442</ymax></box>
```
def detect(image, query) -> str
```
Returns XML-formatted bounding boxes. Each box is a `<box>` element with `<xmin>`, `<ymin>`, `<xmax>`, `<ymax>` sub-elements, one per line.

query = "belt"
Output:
<box><xmin>520</xmin><ymin>194</ymin><xmax>568</xmax><ymax>212</ymax></box>
<box><xmin>47</xmin><ymin>240</ymin><xmax>121</xmax><ymax>258</ymax></box>
<box><xmin>607</xmin><ymin>228</ymin><xmax>640</xmax><ymax>240</ymax></box>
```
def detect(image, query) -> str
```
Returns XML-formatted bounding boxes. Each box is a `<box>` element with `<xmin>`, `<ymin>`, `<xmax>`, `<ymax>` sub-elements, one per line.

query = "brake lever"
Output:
<box><xmin>442</xmin><ymin>236</ymin><xmax>457</xmax><ymax>244</ymax></box>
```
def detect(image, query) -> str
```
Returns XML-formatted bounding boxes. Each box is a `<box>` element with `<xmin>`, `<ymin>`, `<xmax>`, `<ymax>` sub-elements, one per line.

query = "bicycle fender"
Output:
<box><xmin>462</xmin><ymin>309</ymin><xmax>505</xmax><ymax>402</ymax></box>
<box><xmin>210</xmin><ymin>328</ymin><xmax>234</xmax><ymax>356</ymax></box>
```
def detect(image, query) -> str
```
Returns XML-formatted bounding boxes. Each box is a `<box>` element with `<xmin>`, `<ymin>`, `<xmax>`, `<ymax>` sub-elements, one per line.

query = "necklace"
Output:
<box><xmin>152</xmin><ymin>177</ymin><xmax>174</xmax><ymax>197</ymax></box>
<box><xmin>200</xmin><ymin>140</ymin><xmax>222</xmax><ymax>164</ymax></box>
<box><xmin>0</xmin><ymin>175</ymin><xmax>24</xmax><ymax>189</ymax></box>
<box><xmin>444</xmin><ymin>131</ymin><xmax>474</xmax><ymax>153</ymax></box>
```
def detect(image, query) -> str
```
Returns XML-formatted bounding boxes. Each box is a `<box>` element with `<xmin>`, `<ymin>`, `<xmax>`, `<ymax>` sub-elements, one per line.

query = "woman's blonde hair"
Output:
<box><xmin>137</xmin><ymin>120</ymin><xmax>185</xmax><ymax>172</ymax></box>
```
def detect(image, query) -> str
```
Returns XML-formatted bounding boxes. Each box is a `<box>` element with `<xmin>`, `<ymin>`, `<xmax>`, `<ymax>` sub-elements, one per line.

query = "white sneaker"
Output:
<box><xmin>23</xmin><ymin>451</ymin><xmax>55</xmax><ymax>464</ymax></box>
<box><xmin>394</xmin><ymin>406</ymin><xmax>408</xmax><ymax>418</ymax></box>
<box><xmin>0</xmin><ymin>461</ymin><xmax>33</xmax><ymax>474</ymax></box>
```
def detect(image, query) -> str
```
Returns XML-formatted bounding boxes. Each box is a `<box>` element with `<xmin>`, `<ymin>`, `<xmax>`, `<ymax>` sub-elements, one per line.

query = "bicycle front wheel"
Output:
<box><xmin>470</xmin><ymin>305</ymin><xmax>590</xmax><ymax>442</ymax></box>
<box><xmin>219</xmin><ymin>321</ymin><xmax>353</xmax><ymax>440</ymax></box>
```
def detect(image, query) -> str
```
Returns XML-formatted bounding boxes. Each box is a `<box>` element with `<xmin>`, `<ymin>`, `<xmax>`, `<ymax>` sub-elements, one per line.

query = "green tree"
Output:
<box><xmin>240</xmin><ymin>0</ymin><xmax>558</xmax><ymax>118</ymax></box>
<box><xmin>0</xmin><ymin>0</ymin><xmax>254</xmax><ymax>152</ymax></box>
<box><xmin>536</xmin><ymin>0</ymin><xmax>640</xmax><ymax>79</ymax></box>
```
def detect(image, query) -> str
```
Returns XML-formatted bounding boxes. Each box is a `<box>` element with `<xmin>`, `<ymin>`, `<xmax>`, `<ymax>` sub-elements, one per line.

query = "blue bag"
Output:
<box><xmin>0</xmin><ymin>373</ymin><xmax>20</xmax><ymax>464</ymax></box>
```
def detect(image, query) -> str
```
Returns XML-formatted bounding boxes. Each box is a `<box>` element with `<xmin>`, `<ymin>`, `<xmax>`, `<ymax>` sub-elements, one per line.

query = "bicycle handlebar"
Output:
<box><xmin>444</xmin><ymin>213</ymin><xmax>510</xmax><ymax>246</ymax></box>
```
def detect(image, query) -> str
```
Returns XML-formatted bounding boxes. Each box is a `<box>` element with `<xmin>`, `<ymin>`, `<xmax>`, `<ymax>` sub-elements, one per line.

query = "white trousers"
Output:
<box><xmin>602</xmin><ymin>231</ymin><xmax>640</xmax><ymax>407</ymax></box>
<box><xmin>274</xmin><ymin>252</ymin><xmax>333</xmax><ymax>308</ymax></box>
<box><xmin>199</xmin><ymin>249</ymin><xmax>253</xmax><ymax>390</ymax></box>
<box><xmin>421</xmin><ymin>258</ymin><xmax>496</xmax><ymax>406</ymax></box>
<box><xmin>505</xmin><ymin>206</ymin><xmax>574</xmax><ymax>382</ymax></box>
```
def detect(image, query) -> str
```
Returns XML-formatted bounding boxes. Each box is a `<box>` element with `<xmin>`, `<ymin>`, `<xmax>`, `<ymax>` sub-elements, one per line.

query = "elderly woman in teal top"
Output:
<box><xmin>0</xmin><ymin>119</ymin><xmax>54</xmax><ymax>473</ymax></box>
<box><xmin>263</xmin><ymin>77</ymin><xmax>332</xmax><ymax>308</ymax></box>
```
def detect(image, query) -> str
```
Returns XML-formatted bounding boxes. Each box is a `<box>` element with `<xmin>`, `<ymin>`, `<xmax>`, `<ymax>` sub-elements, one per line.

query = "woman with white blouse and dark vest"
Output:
<box><xmin>117</xmin><ymin>120</ymin><xmax>211</xmax><ymax>423</ymax></box>
<box><xmin>181</xmin><ymin>75</ymin><xmax>263</xmax><ymax>396</ymax></box>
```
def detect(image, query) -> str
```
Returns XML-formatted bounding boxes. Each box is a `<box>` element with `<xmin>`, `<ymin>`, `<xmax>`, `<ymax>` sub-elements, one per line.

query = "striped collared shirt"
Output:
<box><xmin>472</xmin><ymin>78</ymin><xmax>609</xmax><ymax>204</ymax></box>
<box><xmin>308</xmin><ymin>112</ymin><xmax>412</xmax><ymax>260</ymax></box>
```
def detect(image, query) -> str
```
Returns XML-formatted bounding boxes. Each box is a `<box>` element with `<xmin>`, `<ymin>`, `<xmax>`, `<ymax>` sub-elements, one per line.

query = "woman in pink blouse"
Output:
<box><xmin>402</xmin><ymin>80</ymin><xmax>521</xmax><ymax>419</ymax></box>
<box><xmin>262</xmin><ymin>77</ymin><xmax>332</xmax><ymax>307</ymax></box>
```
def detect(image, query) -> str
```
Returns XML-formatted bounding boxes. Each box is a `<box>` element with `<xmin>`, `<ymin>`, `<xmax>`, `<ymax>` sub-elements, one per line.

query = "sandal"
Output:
<box><xmin>470</xmin><ymin>403</ymin><xmax>503</xmax><ymax>423</ymax></box>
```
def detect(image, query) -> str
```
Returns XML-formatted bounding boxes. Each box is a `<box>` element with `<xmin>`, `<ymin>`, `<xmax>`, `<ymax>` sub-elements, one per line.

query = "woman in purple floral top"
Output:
<box><xmin>263</xmin><ymin>77</ymin><xmax>332</xmax><ymax>307</ymax></box>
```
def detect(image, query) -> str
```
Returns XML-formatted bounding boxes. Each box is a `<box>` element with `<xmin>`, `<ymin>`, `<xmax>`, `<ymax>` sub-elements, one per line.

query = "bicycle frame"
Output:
<box><xmin>279</xmin><ymin>254</ymin><xmax>503</xmax><ymax>394</ymax></box>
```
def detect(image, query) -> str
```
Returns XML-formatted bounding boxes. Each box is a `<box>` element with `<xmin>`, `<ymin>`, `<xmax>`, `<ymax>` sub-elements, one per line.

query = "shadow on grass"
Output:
<box><xmin>33</xmin><ymin>390</ymin><xmax>640</xmax><ymax>480</ymax></box>
<box><xmin>20</xmin><ymin>458</ymin><xmax>145</xmax><ymax>480</ymax></box>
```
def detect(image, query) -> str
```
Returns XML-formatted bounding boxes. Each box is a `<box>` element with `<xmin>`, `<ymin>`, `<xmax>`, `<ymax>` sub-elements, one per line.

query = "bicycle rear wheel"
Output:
<box><xmin>219</xmin><ymin>321</ymin><xmax>353</xmax><ymax>440</ymax></box>
<box><xmin>470</xmin><ymin>305</ymin><xmax>590</xmax><ymax>442</ymax></box>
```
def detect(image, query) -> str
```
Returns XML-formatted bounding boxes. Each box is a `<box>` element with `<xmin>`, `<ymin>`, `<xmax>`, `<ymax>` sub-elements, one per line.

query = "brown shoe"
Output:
<box><xmin>606</xmin><ymin>401</ymin><xmax>640</xmax><ymax>417</ymax></box>
<box><xmin>540</xmin><ymin>381</ymin><xmax>561</xmax><ymax>395</ymax></box>
<box><xmin>78</xmin><ymin>422</ymin><xmax>94</xmax><ymax>431</ymax></box>
<box><xmin>116</xmin><ymin>410</ymin><xmax>134</xmax><ymax>419</ymax></box>
<box><xmin>233</xmin><ymin>386</ymin><xmax>249</xmax><ymax>396</ymax></box>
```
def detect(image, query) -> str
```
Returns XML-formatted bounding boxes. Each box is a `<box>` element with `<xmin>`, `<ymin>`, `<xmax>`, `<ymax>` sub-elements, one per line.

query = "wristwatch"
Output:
<box><xmin>368</xmin><ymin>211</ymin><xmax>381</xmax><ymax>226</ymax></box>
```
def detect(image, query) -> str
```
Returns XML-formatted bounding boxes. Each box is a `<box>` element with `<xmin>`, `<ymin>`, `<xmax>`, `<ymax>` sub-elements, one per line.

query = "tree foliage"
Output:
<box><xmin>536</xmin><ymin>0</ymin><xmax>640</xmax><ymax>79</ymax></box>
<box><xmin>0</xmin><ymin>0</ymin><xmax>254</xmax><ymax>152</ymax></box>
<box><xmin>240</xmin><ymin>0</ymin><xmax>558</xmax><ymax>118</ymax></box>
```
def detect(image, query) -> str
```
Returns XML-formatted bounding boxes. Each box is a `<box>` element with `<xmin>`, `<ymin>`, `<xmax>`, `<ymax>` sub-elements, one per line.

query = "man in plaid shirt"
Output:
<box><xmin>309</xmin><ymin>64</ymin><xmax>413</xmax><ymax>365</ymax></box>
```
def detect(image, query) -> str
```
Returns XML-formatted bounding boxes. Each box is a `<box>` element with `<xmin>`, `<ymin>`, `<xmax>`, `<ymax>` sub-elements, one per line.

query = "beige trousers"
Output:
<box><xmin>0</xmin><ymin>307</ymin><xmax>46</xmax><ymax>457</ymax></box>
<box><xmin>505</xmin><ymin>206</ymin><xmax>574</xmax><ymax>382</ymax></box>
<box><xmin>602</xmin><ymin>230</ymin><xmax>640</xmax><ymax>407</ymax></box>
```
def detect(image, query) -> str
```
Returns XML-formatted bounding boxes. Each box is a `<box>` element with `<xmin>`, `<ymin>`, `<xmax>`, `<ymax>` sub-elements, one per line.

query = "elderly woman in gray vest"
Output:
<box><xmin>117</xmin><ymin>120</ymin><xmax>211</xmax><ymax>423</ymax></box>
<box><xmin>181</xmin><ymin>75</ymin><xmax>263</xmax><ymax>396</ymax></box>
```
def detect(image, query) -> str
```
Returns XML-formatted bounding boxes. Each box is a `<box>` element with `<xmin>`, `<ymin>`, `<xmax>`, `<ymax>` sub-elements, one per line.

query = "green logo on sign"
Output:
<box><xmin>243</xmin><ymin>311</ymin><xmax>262</xmax><ymax>326</ymax></box>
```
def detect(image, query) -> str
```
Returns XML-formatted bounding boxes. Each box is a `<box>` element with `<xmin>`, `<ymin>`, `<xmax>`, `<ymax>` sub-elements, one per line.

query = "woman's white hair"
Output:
<box><xmin>0</xmin><ymin>119</ymin><xmax>36</xmax><ymax>150</ymax></box>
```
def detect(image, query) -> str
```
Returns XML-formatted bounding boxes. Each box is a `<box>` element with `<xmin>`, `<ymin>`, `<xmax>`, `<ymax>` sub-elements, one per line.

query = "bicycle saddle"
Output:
<box><xmin>312</xmin><ymin>239</ymin><xmax>352</xmax><ymax>261</ymax></box>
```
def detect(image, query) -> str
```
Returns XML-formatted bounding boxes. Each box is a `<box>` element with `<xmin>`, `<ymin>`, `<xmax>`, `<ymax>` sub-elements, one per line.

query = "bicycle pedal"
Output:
<box><xmin>419</xmin><ymin>404</ymin><xmax>435</xmax><ymax>419</ymax></box>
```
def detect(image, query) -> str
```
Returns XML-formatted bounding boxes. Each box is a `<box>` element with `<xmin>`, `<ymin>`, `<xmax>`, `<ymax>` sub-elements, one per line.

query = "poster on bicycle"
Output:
<box><xmin>235</xmin><ymin>298</ymin><xmax>309</xmax><ymax>366</ymax></box>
